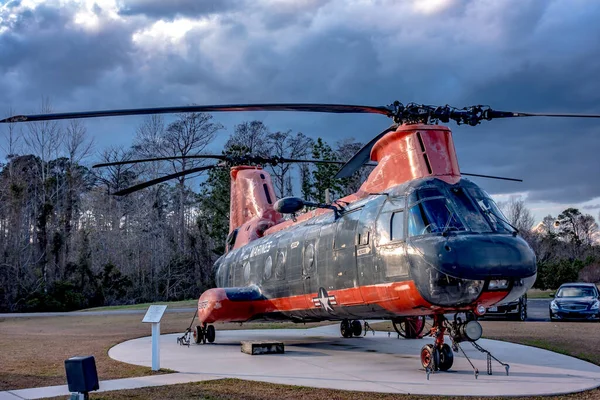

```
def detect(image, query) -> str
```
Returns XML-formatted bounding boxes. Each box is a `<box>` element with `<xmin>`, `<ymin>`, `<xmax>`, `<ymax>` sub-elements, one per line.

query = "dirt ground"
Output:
<box><xmin>0</xmin><ymin>313</ymin><xmax>329</xmax><ymax>391</ymax></box>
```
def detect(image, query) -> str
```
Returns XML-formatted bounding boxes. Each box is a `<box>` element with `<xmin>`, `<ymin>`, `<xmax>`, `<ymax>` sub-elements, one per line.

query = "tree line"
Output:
<box><xmin>0</xmin><ymin>106</ymin><xmax>364</xmax><ymax>311</ymax></box>
<box><xmin>0</xmin><ymin>106</ymin><xmax>598</xmax><ymax>311</ymax></box>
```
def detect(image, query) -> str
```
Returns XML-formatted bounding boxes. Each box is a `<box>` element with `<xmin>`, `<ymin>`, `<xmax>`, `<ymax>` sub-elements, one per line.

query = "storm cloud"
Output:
<box><xmin>1</xmin><ymin>0</ymin><xmax>599</xmax><ymax>214</ymax></box>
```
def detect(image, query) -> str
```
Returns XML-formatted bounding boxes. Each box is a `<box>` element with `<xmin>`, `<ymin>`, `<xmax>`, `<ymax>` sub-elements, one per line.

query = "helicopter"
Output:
<box><xmin>3</xmin><ymin>101</ymin><xmax>599</xmax><ymax>374</ymax></box>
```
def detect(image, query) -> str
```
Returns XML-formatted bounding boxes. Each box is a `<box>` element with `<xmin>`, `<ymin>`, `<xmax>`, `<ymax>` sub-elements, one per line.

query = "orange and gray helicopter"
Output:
<box><xmin>3</xmin><ymin>102</ymin><xmax>598</xmax><ymax>374</ymax></box>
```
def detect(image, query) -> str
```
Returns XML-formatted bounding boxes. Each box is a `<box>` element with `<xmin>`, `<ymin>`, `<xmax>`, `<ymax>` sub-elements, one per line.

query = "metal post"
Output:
<box><xmin>151</xmin><ymin>322</ymin><xmax>160</xmax><ymax>371</ymax></box>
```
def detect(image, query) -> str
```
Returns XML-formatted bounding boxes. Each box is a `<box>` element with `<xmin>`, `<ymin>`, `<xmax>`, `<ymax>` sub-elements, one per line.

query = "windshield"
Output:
<box><xmin>467</xmin><ymin>188</ymin><xmax>513</xmax><ymax>233</ymax></box>
<box><xmin>557</xmin><ymin>286</ymin><xmax>597</xmax><ymax>298</ymax></box>
<box><xmin>449</xmin><ymin>187</ymin><xmax>493</xmax><ymax>233</ymax></box>
<box><xmin>408</xmin><ymin>196</ymin><xmax>466</xmax><ymax>237</ymax></box>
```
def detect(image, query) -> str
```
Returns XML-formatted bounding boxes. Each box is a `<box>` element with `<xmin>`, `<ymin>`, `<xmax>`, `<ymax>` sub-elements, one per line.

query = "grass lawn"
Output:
<box><xmin>80</xmin><ymin>299</ymin><xmax>198</xmax><ymax>311</ymax></box>
<box><xmin>2</xmin><ymin>315</ymin><xmax>600</xmax><ymax>400</ymax></box>
<box><xmin>526</xmin><ymin>289</ymin><xmax>555</xmax><ymax>299</ymax></box>
<box><xmin>0</xmin><ymin>314</ymin><xmax>330</xmax><ymax>391</ymax></box>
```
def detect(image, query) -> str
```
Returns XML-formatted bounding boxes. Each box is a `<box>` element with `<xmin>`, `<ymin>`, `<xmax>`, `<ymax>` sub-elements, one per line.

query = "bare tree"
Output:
<box><xmin>266</xmin><ymin>131</ymin><xmax>313</xmax><ymax>198</ymax></box>
<box><xmin>499</xmin><ymin>196</ymin><xmax>535</xmax><ymax>233</ymax></box>
<box><xmin>23</xmin><ymin>98</ymin><xmax>64</xmax><ymax>291</ymax></box>
<box><xmin>225</xmin><ymin>121</ymin><xmax>270</xmax><ymax>156</ymax></box>
<box><xmin>1</xmin><ymin>106</ymin><xmax>22</xmax><ymax>158</ymax></box>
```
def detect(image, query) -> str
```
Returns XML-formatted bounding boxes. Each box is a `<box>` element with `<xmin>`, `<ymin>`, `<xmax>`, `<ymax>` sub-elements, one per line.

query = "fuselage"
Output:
<box><xmin>198</xmin><ymin>177</ymin><xmax>537</xmax><ymax>324</ymax></box>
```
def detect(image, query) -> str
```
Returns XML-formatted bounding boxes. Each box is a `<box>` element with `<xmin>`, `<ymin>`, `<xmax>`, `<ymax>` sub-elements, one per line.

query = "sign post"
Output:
<box><xmin>142</xmin><ymin>305</ymin><xmax>168</xmax><ymax>371</ymax></box>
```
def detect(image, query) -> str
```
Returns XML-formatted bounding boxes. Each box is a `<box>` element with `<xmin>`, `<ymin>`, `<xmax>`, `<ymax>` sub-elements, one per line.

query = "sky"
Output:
<box><xmin>1</xmin><ymin>0</ymin><xmax>600</xmax><ymax>223</ymax></box>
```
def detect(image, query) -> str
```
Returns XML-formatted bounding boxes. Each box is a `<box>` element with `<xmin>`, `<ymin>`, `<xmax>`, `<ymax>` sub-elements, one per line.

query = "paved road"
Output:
<box><xmin>479</xmin><ymin>298</ymin><xmax>551</xmax><ymax>322</ymax></box>
<box><xmin>0</xmin><ymin>307</ymin><xmax>196</xmax><ymax>318</ymax></box>
<box><xmin>526</xmin><ymin>298</ymin><xmax>551</xmax><ymax>321</ymax></box>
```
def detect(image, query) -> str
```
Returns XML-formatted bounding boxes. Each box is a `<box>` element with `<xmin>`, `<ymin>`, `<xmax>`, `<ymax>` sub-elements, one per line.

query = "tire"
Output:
<box><xmin>438</xmin><ymin>344</ymin><xmax>454</xmax><ymax>371</ymax></box>
<box><xmin>340</xmin><ymin>319</ymin><xmax>352</xmax><ymax>338</ymax></box>
<box><xmin>193</xmin><ymin>325</ymin><xmax>204</xmax><ymax>344</ymax></box>
<box><xmin>420</xmin><ymin>344</ymin><xmax>439</xmax><ymax>371</ymax></box>
<box><xmin>392</xmin><ymin>316</ymin><xmax>426</xmax><ymax>339</ymax></box>
<box><xmin>351</xmin><ymin>320</ymin><xmax>362</xmax><ymax>337</ymax></box>
<box><xmin>512</xmin><ymin>300</ymin><xmax>527</xmax><ymax>321</ymax></box>
<box><xmin>205</xmin><ymin>325</ymin><xmax>216</xmax><ymax>343</ymax></box>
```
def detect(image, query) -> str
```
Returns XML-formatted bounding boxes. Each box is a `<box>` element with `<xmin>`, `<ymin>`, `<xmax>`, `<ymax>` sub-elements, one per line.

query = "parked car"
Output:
<box><xmin>549</xmin><ymin>283</ymin><xmax>600</xmax><ymax>322</ymax></box>
<box><xmin>484</xmin><ymin>294</ymin><xmax>527</xmax><ymax>321</ymax></box>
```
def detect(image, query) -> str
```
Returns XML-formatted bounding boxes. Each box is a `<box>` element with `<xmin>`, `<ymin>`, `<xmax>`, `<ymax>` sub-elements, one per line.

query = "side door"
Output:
<box><xmin>331</xmin><ymin>208</ymin><xmax>363</xmax><ymax>304</ymax></box>
<box><xmin>356</xmin><ymin>197</ymin><xmax>385</xmax><ymax>292</ymax></box>
<box><xmin>377</xmin><ymin>197</ymin><xmax>410</xmax><ymax>277</ymax></box>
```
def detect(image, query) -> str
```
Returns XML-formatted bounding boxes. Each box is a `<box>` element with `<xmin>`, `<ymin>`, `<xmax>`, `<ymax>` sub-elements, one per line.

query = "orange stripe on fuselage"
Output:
<box><xmin>197</xmin><ymin>281</ymin><xmax>508</xmax><ymax>324</ymax></box>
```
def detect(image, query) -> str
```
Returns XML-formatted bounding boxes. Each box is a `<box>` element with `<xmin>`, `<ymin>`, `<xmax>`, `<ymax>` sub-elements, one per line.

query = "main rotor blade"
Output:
<box><xmin>93</xmin><ymin>155</ymin><xmax>227</xmax><ymax>168</ymax></box>
<box><xmin>94</xmin><ymin>155</ymin><xmax>350</xmax><ymax>168</ymax></box>
<box><xmin>461</xmin><ymin>172</ymin><xmax>522</xmax><ymax>182</ymax></box>
<box><xmin>1</xmin><ymin>103</ymin><xmax>392</xmax><ymax>123</ymax></box>
<box><xmin>488</xmin><ymin>110</ymin><xmax>600</xmax><ymax>119</ymax></box>
<box><xmin>334</xmin><ymin>124</ymin><xmax>398</xmax><ymax>179</ymax></box>
<box><xmin>113</xmin><ymin>165</ymin><xmax>218</xmax><ymax>196</ymax></box>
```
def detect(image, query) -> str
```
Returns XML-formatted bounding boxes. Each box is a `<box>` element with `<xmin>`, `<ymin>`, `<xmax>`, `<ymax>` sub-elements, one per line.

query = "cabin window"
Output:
<box><xmin>358</xmin><ymin>230</ymin><xmax>370</xmax><ymax>245</ymax></box>
<box><xmin>275</xmin><ymin>251</ymin><xmax>286</xmax><ymax>280</ymax></box>
<box><xmin>264</xmin><ymin>256</ymin><xmax>273</xmax><ymax>280</ymax></box>
<box><xmin>391</xmin><ymin>211</ymin><xmax>404</xmax><ymax>241</ymax></box>
<box><xmin>303</xmin><ymin>243</ymin><xmax>315</xmax><ymax>274</ymax></box>
<box><xmin>243</xmin><ymin>261</ymin><xmax>251</xmax><ymax>283</ymax></box>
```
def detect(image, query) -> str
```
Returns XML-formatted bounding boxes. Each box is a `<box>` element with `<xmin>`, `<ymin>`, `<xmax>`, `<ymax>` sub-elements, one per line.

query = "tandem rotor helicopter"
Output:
<box><xmin>3</xmin><ymin>101</ymin><xmax>599</xmax><ymax>375</ymax></box>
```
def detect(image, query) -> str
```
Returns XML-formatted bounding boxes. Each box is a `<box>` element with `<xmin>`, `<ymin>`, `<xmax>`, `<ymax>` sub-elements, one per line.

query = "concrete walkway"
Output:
<box><xmin>3</xmin><ymin>324</ymin><xmax>600</xmax><ymax>398</ymax></box>
<box><xmin>0</xmin><ymin>373</ymin><xmax>220</xmax><ymax>400</ymax></box>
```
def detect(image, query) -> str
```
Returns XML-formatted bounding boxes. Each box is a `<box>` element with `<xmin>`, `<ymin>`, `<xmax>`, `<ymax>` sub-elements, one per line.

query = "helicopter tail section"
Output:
<box><xmin>229</xmin><ymin>166</ymin><xmax>282</xmax><ymax>249</ymax></box>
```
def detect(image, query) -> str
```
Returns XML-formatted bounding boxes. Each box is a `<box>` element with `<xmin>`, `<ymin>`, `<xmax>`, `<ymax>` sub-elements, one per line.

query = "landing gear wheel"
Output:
<box><xmin>393</xmin><ymin>316</ymin><xmax>426</xmax><ymax>339</ymax></box>
<box><xmin>351</xmin><ymin>320</ymin><xmax>362</xmax><ymax>337</ymax></box>
<box><xmin>193</xmin><ymin>325</ymin><xmax>204</xmax><ymax>344</ymax></box>
<box><xmin>420</xmin><ymin>344</ymin><xmax>439</xmax><ymax>371</ymax></box>
<box><xmin>205</xmin><ymin>325</ymin><xmax>216</xmax><ymax>343</ymax></box>
<box><xmin>340</xmin><ymin>319</ymin><xmax>352</xmax><ymax>338</ymax></box>
<box><xmin>438</xmin><ymin>343</ymin><xmax>454</xmax><ymax>371</ymax></box>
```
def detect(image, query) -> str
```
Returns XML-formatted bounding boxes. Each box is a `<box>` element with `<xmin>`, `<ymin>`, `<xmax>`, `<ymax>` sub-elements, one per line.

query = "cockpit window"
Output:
<box><xmin>467</xmin><ymin>188</ymin><xmax>513</xmax><ymax>233</ymax></box>
<box><xmin>408</xmin><ymin>197</ymin><xmax>466</xmax><ymax>237</ymax></box>
<box><xmin>408</xmin><ymin>187</ymin><xmax>444</xmax><ymax>206</ymax></box>
<box><xmin>450</xmin><ymin>188</ymin><xmax>493</xmax><ymax>233</ymax></box>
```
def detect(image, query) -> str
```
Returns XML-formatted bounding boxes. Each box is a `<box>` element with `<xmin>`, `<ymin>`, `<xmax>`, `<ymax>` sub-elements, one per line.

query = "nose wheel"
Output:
<box><xmin>421</xmin><ymin>314</ymin><xmax>454</xmax><ymax>376</ymax></box>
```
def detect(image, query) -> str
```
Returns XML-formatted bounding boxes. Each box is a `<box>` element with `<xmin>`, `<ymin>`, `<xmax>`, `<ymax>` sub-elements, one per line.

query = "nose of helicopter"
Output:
<box><xmin>407</xmin><ymin>234</ymin><xmax>537</xmax><ymax>307</ymax></box>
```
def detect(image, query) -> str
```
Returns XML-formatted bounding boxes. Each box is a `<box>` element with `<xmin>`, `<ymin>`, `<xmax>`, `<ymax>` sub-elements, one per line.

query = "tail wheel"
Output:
<box><xmin>340</xmin><ymin>319</ymin><xmax>353</xmax><ymax>338</ymax></box>
<box><xmin>205</xmin><ymin>325</ymin><xmax>216</xmax><ymax>343</ymax></box>
<box><xmin>351</xmin><ymin>320</ymin><xmax>362</xmax><ymax>337</ymax></box>
<box><xmin>193</xmin><ymin>325</ymin><xmax>204</xmax><ymax>344</ymax></box>
<box><xmin>420</xmin><ymin>344</ymin><xmax>439</xmax><ymax>371</ymax></box>
<box><xmin>393</xmin><ymin>316</ymin><xmax>426</xmax><ymax>339</ymax></box>
<box><xmin>438</xmin><ymin>343</ymin><xmax>454</xmax><ymax>371</ymax></box>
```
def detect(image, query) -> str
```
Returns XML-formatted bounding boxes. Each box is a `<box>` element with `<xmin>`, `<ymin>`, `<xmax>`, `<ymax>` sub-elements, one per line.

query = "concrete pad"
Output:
<box><xmin>109</xmin><ymin>324</ymin><xmax>600</xmax><ymax>397</ymax></box>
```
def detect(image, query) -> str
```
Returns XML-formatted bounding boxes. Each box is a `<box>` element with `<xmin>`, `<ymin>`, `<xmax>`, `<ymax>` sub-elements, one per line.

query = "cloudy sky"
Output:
<box><xmin>1</xmin><ymin>0</ymin><xmax>599</xmax><ymax>222</ymax></box>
